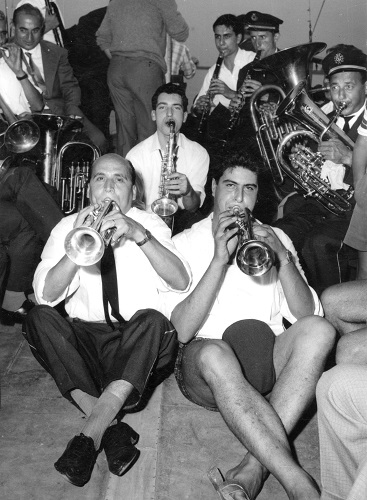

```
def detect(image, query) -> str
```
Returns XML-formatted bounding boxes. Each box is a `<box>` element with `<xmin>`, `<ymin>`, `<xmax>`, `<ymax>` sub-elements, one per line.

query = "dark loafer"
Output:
<box><xmin>0</xmin><ymin>299</ymin><xmax>35</xmax><ymax>326</ymax></box>
<box><xmin>54</xmin><ymin>433</ymin><xmax>99</xmax><ymax>487</ymax></box>
<box><xmin>102</xmin><ymin>422</ymin><xmax>140</xmax><ymax>476</ymax></box>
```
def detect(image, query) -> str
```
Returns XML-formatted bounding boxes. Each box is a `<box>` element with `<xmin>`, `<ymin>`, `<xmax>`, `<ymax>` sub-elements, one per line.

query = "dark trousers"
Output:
<box><xmin>273</xmin><ymin>195</ymin><xmax>353</xmax><ymax>295</ymax></box>
<box><xmin>107</xmin><ymin>56</ymin><xmax>164</xmax><ymax>156</ymax></box>
<box><xmin>0</xmin><ymin>167</ymin><xmax>63</xmax><ymax>292</ymax></box>
<box><xmin>23</xmin><ymin>306</ymin><xmax>178</xmax><ymax>409</ymax></box>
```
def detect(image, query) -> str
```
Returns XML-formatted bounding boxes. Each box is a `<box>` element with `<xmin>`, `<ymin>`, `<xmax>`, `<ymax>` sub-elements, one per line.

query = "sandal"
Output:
<box><xmin>207</xmin><ymin>467</ymin><xmax>250</xmax><ymax>500</ymax></box>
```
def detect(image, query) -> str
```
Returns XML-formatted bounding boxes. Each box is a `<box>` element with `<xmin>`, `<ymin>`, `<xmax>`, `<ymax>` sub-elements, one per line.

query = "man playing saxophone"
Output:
<box><xmin>127</xmin><ymin>82</ymin><xmax>209</xmax><ymax>234</ymax></box>
<box><xmin>22</xmin><ymin>153</ymin><xmax>191</xmax><ymax>487</ymax></box>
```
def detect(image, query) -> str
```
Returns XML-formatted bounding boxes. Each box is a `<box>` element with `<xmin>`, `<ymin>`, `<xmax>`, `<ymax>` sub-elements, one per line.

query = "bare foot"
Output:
<box><xmin>225</xmin><ymin>453</ymin><xmax>269</xmax><ymax>499</ymax></box>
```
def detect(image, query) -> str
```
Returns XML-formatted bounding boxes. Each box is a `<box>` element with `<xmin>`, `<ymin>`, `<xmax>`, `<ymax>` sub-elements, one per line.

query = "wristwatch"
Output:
<box><xmin>278</xmin><ymin>250</ymin><xmax>293</xmax><ymax>268</ymax></box>
<box><xmin>136</xmin><ymin>229</ymin><xmax>152</xmax><ymax>247</ymax></box>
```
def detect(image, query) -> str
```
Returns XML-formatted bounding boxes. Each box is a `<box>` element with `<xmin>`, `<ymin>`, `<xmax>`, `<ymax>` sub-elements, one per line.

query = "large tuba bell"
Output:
<box><xmin>0</xmin><ymin>92</ymin><xmax>40</xmax><ymax>154</ymax></box>
<box><xmin>249</xmin><ymin>43</ymin><xmax>326</xmax><ymax>186</ymax></box>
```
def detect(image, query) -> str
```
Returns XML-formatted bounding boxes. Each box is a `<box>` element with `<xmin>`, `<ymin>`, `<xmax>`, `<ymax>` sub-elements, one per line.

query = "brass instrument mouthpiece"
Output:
<box><xmin>338</xmin><ymin>101</ymin><xmax>347</xmax><ymax>111</ymax></box>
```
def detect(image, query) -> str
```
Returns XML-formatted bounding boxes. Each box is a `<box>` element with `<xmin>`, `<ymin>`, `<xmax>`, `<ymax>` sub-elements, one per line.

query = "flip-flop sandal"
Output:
<box><xmin>207</xmin><ymin>467</ymin><xmax>250</xmax><ymax>500</ymax></box>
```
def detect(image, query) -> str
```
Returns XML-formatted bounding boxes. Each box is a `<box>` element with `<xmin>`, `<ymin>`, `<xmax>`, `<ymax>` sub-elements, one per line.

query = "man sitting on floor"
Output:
<box><xmin>23</xmin><ymin>153</ymin><xmax>191</xmax><ymax>487</ymax></box>
<box><xmin>166</xmin><ymin>151</ymin><xmax>336</xmax><ymax>499</ymax></box>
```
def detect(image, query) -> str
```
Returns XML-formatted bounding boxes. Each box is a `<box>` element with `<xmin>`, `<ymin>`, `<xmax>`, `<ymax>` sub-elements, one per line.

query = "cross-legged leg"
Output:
<box><xmin>177</xmin><ymin>316</ymin><xmax>335</xmax><ymax>498</ymax></box>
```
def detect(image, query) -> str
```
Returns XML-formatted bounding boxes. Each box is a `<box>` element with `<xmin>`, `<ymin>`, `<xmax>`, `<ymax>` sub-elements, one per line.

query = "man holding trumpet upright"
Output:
<box><xmin>166</xmin><ymin>152</ymin><xmax>336</xmax><ymax>499</ymax></box>
<box><xmin>22</xmin><ymin>153</ymin><xmax>191</xmax><ymax>487</ymax></box>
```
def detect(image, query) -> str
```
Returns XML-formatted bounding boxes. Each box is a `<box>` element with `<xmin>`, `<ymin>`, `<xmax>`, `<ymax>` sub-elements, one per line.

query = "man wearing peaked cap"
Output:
<box><xmin>274</xmin><ymin>43</ymin><xmax>367</xmax><ymax>296</ymax></box>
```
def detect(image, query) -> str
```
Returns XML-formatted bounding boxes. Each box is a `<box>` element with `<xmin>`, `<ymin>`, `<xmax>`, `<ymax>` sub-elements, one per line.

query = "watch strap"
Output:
<box><xmin>136</xmin><ymin>229</ymin><xmax>152</xmax><ymax>247</ymax></box>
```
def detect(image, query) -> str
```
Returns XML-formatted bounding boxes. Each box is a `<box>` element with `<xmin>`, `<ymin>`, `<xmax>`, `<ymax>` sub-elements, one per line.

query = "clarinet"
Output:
<box><xmin>44</xmin><ymin>0</ymin><xmax>65</xmax><ymax>46</ymax></box>
<box><xmin>227</xmin><ymin>50</ymin><xmax>261</xmax><ymax>133</ymax></box>
<box><xmin>197</xmin><ymin>54</ymin><xmax>223</xmax><ymax>134</ymax></box>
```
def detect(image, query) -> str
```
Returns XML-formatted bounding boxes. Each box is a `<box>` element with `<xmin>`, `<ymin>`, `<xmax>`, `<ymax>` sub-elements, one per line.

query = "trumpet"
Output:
<box><xmin>233</xmin><ymin>206</ymin><xmax>275</xmax><ymax>276</ymax></box>
<box><xmin>64</xmin><ymin>199</ymin><xmax>117</xmax><ymax>266</ymax></box>
<box><xmin>151</xmin><ymin>120</ymin><xmax>178</xmax><ymax>228</ymax></box>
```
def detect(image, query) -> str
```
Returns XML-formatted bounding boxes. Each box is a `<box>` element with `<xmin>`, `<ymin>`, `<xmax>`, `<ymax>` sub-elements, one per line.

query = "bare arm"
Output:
<box><xmin>171</xmin><ymin>211</ymin><xmax>238</xmax><ymax>343</ymax></box>
<box><xmin>352</xmin><ymin>134</ymin><xmax>367</xmax><ymax>185</ymax></box>
<box><xmin>101</xmin><ymin>210</ymin><xmax>189</xmax><ymax>290</ymax></box>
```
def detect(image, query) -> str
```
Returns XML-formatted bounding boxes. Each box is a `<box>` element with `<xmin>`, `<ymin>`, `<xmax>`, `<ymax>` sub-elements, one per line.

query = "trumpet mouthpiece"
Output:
<box><xmin>232</xmin><ymin>206</ymin><xmax>242</xmax><ymax>216</ymax></box>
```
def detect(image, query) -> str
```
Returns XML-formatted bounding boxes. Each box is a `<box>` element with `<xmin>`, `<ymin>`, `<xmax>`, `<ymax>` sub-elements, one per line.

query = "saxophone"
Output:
<box><xmin>151</xmin><ymin>121</ymin><xmax>178</xmax><ymax>229</ymax></box>
<box><xmin>197</xmin><ymin>54</ymin><xmax>223</xmax><ymax>134</ymax></box>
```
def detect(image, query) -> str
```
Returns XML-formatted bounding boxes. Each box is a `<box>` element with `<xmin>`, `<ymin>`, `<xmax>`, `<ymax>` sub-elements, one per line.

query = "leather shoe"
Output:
<box><xmin>102</xmin><ymin>422</ymin><xmax>140</xmax><ymax>476</ymax></box>
<box><xmin>0</xmin><ymin>299</ymin><xmax>35</xmax><ymax>326</ymax></box>
<box><xmin>54</xmin><ymin>433</ymin><xmax>99</xmax><ymax>487</ymax></box>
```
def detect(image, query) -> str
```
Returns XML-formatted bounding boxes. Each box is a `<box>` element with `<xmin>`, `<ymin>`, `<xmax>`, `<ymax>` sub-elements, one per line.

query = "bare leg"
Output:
<box><xmin>226</xmin><ymin>316</ymin><xmax>335</xmax><ymax>498</ymax></box>
<box><xmin>180</xmin><ymin>336</ymin><xmax>327</xmax><ymax>499</ymax></box>
<box><xmin>321</xmin><ymin>281</ymin><xmax>367</xmax><ymax>335</ymax></box>
<box><xmin>336</xmin><ymin>327</ymin><xmax>367</xmax><ymax>364</ymax></box>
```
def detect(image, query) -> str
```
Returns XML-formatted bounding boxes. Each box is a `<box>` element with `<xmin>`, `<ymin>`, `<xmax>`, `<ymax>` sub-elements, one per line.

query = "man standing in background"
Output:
<box><xmin>96</xmin><ymin>0</ymin><xmax>189</xmax><ymax>157</ymax></box>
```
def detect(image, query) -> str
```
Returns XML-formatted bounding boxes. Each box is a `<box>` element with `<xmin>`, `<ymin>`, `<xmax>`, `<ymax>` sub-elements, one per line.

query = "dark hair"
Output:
<box><xmin>0</xmin><ymin>10</ymin><xmax>6</xmax><ymax>22</ymax></box>
<box><xmin>212</xmin><ymin>151</ymin><xmax>260</xmax><ymax>183</ymax></box>
<box><xmin>151</xmin><ymin>82</ymin><xmax>188</xmax><ymax>112</ymax></box>
<box><xmin>213</xmin><ymin>14</ymin><xmax>242</xmax><ymax>37</ymax></box>
<box><xmin>13</xmin><ymin>3</ymin><xmax>44</xmax><ymax>26</ymax></box>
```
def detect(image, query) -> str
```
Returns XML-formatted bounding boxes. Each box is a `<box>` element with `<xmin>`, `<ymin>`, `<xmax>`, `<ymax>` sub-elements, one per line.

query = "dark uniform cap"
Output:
<box><xmin>322</xmin><ymin>46</ymin><xmax>367</xmax><ymax>76</ymax></box>
<box><xmin>243</xmin><ymin>11</ymin><xmax>283</xmax><ymax>32</ymax></box>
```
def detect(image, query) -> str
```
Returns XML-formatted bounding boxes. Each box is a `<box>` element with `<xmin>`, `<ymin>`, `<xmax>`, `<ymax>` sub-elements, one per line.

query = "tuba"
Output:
<box><xmin>64</xmin><ymin>198</ymin><xmax>117</xmax><ymax>266</ymax></box>
<box><xmin>151</xmin><ymin>120</ymin><xmax>178</xmax><ymax>228</ymax></box>
<box><xmin>233</xmin><ymin>206</ymin><xmax>275</xmax><ymax>276</ymax></box>
<box><xmin>249</xmin><ymin>42</ymin><xmax>354</xmax><ymax>215</ymax></box>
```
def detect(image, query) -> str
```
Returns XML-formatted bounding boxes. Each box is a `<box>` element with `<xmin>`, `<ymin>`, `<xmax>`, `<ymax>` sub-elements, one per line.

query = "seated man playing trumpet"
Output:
<box><xmin>165</xmin><ymin>151</ymin><xmax>336</xmax><ymax>499</ymax></box>
<box><xmin>22</xmin><ymin>153</ymin><xmax>191</xmax><ymax>487</ymax></box>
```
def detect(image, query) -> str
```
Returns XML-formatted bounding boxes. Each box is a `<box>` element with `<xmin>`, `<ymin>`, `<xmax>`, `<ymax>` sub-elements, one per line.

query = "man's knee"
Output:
<box><xmin>195</xmin><ymin>340</ymin><xmax>237</xmax><ymax>377</ymax></box>
<box><xmin>292</xmin><ymin>316</ymin><xmax>336</xmax><ymax>353</ymax></box>
<box><xmin>23</xmin><ymin>304</ymin><xmax>58</xmax><ymax>336</ymax></box>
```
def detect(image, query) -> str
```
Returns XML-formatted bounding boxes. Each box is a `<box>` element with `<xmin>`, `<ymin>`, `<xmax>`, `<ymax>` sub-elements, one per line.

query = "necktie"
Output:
<box><xmin>100</xmin><ymin>244</ymin><xmax>125</xmax><ymax>329</ymax></box>
<box><xmin>25</xmin><ymin>52</ymin><xmax>47</xmax><ymax>93</ymax></box>
<box><xmin>342</xmin><ymin>116</ymin><xmax>352</xmax><ymax>134</ymax></box>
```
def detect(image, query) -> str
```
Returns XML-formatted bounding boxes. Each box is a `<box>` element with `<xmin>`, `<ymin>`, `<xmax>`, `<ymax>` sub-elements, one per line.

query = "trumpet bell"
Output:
<box><xmin>236</xmin><ymin>240</ymin><xmax>275</xmax><ymax>276</ymax></box>
<box><xmin>64</xmin><ymin>226</ymin><xmax>105</xmax><ymax>266</ymax></box>
<box><xmin>151</xmin><ymin>197</ymin><xmax>178</xmax><ymax>218</ymax></box>
<box><xmin>5</xmin><ymin>119</ymin><xmax>40</xmax><ymax>153</ymax></box>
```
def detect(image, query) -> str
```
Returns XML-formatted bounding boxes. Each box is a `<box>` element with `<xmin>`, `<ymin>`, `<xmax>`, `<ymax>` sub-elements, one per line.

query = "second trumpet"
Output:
<box><xmin>233</xmin><ymin>207</ymin><xmax>275</xmax><ymax>276</ymax></box>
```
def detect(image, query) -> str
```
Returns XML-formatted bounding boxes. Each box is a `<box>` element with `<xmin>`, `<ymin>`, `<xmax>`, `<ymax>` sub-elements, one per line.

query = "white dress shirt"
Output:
<box><xmin>166</xmin><ymin>215</ymin><xmax>322</xmax><ymax>338</ymax></box>
<box><xmin>0</xmin><ymin>57</ymin><xmax>30</xmax><ymax>115</ymax></box>
<box><xmin>33</xmin><ymin>207</ymin><xmax>191</xmax><ymax>322</ymax></box>
<box><xmin>126</xmin><ymin>132</ymin><xmax>209</xmax><ymax>211</ymax></box>
<box><xmin>195</xmin><ymin>49</ymin><xmax>256</xmax><ymax>109</ymax></box>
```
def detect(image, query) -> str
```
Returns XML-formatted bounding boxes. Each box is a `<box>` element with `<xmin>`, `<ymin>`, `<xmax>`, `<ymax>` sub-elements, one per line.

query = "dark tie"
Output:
<box><xmin>100</xmin><ymin>244</ymin><xmax>125</xmax><ymax>329</ymax></box>
<box><xmin>25</xmin><ymin>52</ymin><xmax>47</xmax><ymax>93</ymax></box>
<box><xmin>342</xmin><ymin>116</ymin><xmax>353</xmax><ymax>134</ymax></box>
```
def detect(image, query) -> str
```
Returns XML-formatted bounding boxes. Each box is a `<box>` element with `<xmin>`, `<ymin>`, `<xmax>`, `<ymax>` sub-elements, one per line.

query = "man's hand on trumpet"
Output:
<box><xmin>251</xmin><ymin>223</ymin><xmax>289</xmax><ymax>262</ymax></box>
